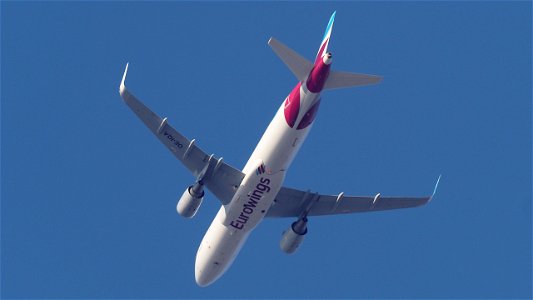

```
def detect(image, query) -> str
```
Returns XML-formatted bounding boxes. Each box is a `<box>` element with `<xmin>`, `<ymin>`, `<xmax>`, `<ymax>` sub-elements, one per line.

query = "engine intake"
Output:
<box><xmin>280</xmin><ymin>217</ymin><xmax>308</xmax><ymax>254</ymax></box>
<box><xmin>176</xmin><ymin>183</ymin><xmax>204</xmax><ymax>218</ymax></box>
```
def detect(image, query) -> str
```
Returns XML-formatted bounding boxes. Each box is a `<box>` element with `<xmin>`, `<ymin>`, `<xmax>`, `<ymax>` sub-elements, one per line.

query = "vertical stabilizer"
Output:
<box><xmin>315</xmin><ymin>11</ymin><xmax>336</xmax><ymax>64</ymax></box>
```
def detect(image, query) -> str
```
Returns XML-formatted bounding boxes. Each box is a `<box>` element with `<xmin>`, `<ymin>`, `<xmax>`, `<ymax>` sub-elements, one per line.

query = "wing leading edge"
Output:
<box><xmin>119</xmin><ymin>63</ymin><xmax>244</xmax><ymax>205</ymax></box>
<box><xmin>266</xmin><ymin>176</ymin><xmax>441</xmax><ymax>218</ymax></box>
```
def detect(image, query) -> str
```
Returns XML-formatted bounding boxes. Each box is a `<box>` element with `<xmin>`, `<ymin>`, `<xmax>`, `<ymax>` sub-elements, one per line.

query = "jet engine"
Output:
<box><xmin>280</xmin><ymin>217</ymin><xmax>308</xmax><ymax>254</ymax></box>
<box><xmin>176</xmin><ymin>182</ymin><xmax>204</xmax><ymax>218</ymax></box>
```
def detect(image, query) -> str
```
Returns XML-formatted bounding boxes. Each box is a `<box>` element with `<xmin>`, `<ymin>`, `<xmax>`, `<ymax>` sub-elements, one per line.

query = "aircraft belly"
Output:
<box><xmin>195</xmin><ymin>89</ymin><xmax>319</xmax><ymax>287</ymax></box>
<box><xmin>195</xmin><ymin>160</ymin><xmax>285</xmax><ymax>286</ymax></box>
<box><xmin>223</xmin><ymin>160</ymin><xmax>284</xmax><ymax>232</ymax></box>
<box><xmin>247</xmin><ymin>104</ymin><xmax>313</xmax><ymax>173</ymax></box>
<box><xmin>195</xmin><ymin>207</ymin><xmax>249</xmax><ymax>286</ymax></box>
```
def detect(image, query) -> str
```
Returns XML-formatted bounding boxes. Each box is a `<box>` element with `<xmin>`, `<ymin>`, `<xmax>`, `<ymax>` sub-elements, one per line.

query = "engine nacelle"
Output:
<box><xmin>176</xmin><ymin>185</ymin><xmax>204</xmax><ymax>218</ymax></box>
<box><xmin>280</xmin><ymin>218</ymin><xmax>308</xmax><ymax>254</ymax></box>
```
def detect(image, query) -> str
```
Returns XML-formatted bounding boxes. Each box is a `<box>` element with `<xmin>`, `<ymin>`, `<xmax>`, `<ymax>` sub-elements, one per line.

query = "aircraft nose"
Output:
<box><xmin>195</xmin><ymin>268</ymin><xmax>212</xmax><ymax>287</ymax></box>
<box><xmin>195</xmin><ymin>248</ymin><xmax>218</xmax><ymax>287</ymax></box>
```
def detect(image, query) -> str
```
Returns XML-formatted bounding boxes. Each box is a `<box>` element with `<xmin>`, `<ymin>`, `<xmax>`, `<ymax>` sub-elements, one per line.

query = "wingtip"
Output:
<box><xmin>119</xmin><ymin>62</ymin><xmax>129</xmax><ymax>95</ymax></box>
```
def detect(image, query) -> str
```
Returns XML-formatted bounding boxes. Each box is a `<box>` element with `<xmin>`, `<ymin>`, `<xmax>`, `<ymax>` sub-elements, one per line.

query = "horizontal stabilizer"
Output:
<box><xmin>324</xmin><ymin>70</ymin><xmax>383</xmax><ymax>90</ymax></box>
<box><xmin>268</xmin><ymin>37</ymin><xmax>313</xmax><ymax>82</ymax></box>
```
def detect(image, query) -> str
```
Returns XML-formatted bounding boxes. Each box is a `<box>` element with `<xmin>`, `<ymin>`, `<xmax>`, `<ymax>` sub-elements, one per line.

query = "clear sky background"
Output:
<box><xmin>2</xmin><ymin>1</ymin><xmax>531</xmax><ymax>299</ymax></box>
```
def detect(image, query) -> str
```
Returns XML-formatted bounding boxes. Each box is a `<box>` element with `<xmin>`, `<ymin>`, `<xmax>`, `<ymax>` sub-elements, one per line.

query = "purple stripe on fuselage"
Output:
<box><xmin>306</xmin><ymin>59</ymin><xmax>331</xmax><ymax>93</ymax></box>
<box><xmin>284</xmin><ymin>82</ymin><xmax>301</xmax><ymax>128</ymax></box>
<box><xmin>297</xmin><ymin>99</ymin><xmax>321</xmax><ymax>130</ymax></box>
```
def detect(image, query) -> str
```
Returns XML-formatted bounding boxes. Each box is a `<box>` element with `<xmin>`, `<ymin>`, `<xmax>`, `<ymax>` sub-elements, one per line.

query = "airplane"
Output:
<box><xmin>118</xmin><ymin>11</ymin><xmax>440</xmax><ymax>287</ymax></box>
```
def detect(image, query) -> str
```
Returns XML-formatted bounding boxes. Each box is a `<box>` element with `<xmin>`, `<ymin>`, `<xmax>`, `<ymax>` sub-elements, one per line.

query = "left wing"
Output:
<box><xmin>119</xmin><ymin>64</ymin><xmax>244</xmax><ymax>205</ymax></box>
<box><xmin>266</xmin><ymin>176</ymin><xmax>440</xmax><ymax>218</ymax></box>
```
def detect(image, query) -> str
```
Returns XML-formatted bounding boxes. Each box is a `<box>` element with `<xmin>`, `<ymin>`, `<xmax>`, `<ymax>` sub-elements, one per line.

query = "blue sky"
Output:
<box><xmin>2</xmin><ymin>1</ymin><xmax>531</xmax><ymax>298</ymax></box>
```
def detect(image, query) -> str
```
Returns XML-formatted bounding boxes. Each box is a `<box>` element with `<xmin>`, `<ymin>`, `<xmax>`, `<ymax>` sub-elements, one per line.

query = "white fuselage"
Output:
<box><xmin>194</xmin><ymin>81</ymin><xmax>322</xmax><ymax>286</ymax></box>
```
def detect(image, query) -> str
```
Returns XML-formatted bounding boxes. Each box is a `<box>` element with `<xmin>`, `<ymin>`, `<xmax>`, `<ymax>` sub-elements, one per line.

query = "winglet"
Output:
<box><xmin>119</xmin><ymin>62</ymin><xmax>129</xmax><ymax>96</ymax></box>
<box><xmin>429</xmin><ymin>174</ymin><xmax>442</xmax><ymax>201</ymax></box>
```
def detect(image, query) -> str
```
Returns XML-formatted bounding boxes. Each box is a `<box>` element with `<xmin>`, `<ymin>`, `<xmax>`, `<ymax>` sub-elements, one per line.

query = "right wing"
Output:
<box><xmin>119</xmin><ymin>63</ymin><xmax>244</xmax><ymax>205</ymax></box>
<box><xmin>266</xmin><ymin>176</ymin><xmax>440</xmax><ymax>218</ymax></box>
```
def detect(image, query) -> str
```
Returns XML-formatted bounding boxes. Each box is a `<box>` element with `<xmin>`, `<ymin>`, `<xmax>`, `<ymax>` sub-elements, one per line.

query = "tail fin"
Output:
<box><xmin>324</xmin><ymin>70</ymin><xmax>383</xmax><ymax>90</ymax></box>
<box><xmin>315</xmin><ymin>11</ymin><xmax>336</xmax><ymax>64</ymax></box>
<box><xmin>269</xmin><ymin>11</ymin><xmax>383</xmax><ymax>90</ymax></box>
